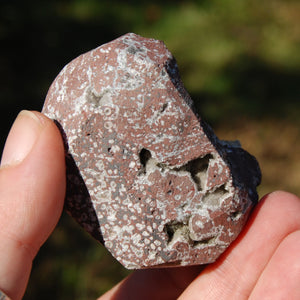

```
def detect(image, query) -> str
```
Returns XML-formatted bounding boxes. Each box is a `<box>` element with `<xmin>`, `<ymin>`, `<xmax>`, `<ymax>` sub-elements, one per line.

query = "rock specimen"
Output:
<box><xmin>42</xmin><ymin>33</ymin><xmax>261</xmax><ymax>269</ymax></box>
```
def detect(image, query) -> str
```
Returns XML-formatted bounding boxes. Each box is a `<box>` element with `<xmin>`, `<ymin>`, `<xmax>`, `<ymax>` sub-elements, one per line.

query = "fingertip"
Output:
<box><xmin>0</xmin><ymin>110</ymin><xmax>66</xmax><ymax>247</ymax></box>
<box><xmin>258</xmin><ymin>190</ymin><xmax>300</xmax><ymax>215</ymax></box>
<box><xmin>264</xmin><ymin>190</ymin><xmax>300</xmax><ymax>202</ymax></box>
<box><xmin>1</xmin><ymin>111</ymin><xmax>43</xmax><ymax>168</ymax></box>
<box><xmin>0</xmin><ymin>110</ymin><xmax>66</xmax><ymax>299</ymax></box>
<box><xmin>0</xmin><ymin>110</ymin><xmax>64</xmax><ymax>168</ymax></box>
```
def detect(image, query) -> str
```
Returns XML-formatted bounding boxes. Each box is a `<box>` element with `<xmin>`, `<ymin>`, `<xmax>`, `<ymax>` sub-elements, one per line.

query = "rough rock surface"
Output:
<box><xmin>42</xmin><ymin>33</ymin><xmax>261</xmax><ymax>269</ymax></box>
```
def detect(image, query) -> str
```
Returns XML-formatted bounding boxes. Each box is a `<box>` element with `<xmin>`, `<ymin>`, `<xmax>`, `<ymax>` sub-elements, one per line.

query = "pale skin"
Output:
<box><xmin>0</xmin><ymin>111</ymin><xmax>299</xmax><ymax>300</ymax></box>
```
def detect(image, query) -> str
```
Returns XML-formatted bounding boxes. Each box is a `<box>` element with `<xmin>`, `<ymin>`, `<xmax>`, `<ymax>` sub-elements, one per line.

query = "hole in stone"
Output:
<box><xmin>165</xmin><ymin>224</ymin><xmax>175</xmax><ymax>243</ymax></box>
<box><xmin>86</xmin><ymin>89</ymin><xmax>101</xmax><ymax>106</ymax></box>
<box><xmin>202</xmin><ymin>184</ymin><xmax>227</xmax><ymax>206</ymax></box>
<box><xmin>189</xmin><ymin>155</ymin><xmax>212</xmax><ymax>189</ymax></box>
<box><xmin>139</xmin><ymin>148</ymin><xmax>152</xmax><ymax>168</ymax></box>
<box><xmin>85</xmin><ymin>87</ymin><xmax>112</xmax><ymax>107</ymax></box>
<box><xmin>160</xmin><ymin>103</ymin><xmax>168</xmax><ymax>113</ymax></box>
<box><xmin>230</xmin><ymin>210</ymin><xmax>242</xmax><ymax>221</ymax></box>
<box><xmin>107</xmin><ymin>147</ymin><xmax>112</xmax><ymax>153</ymax></box>
<box><xmin>214</xmin><ymin>184</ymin><xmax>227</xmax><ymax>196</ymax></box>
<box><xmin>164</xmin><ymin>222</ymin><xmax>185</xmax><ymax>243</ymax></box>
<box><xmin>176</xmin><ymin>154</ymin><xmax>212</xmax><ymax>191</ymax></box>
<box><xmin>157</xmin><ymin>162</ymin><xmax>167</xmax><ymax>172</ymax></box>
<box><xmin>167</xmin><ymin>190</ymin><xmax>172</xmax><ymax>195</ymax></box>
<box><xmin>192</xmin><ymin>236</ymin><xmax>216</xmax><ymax>247</ymax></box>
<box><xmin>138</xmin><ymin>148</ymin><xmax>152</xmax><ymax>176</ymax></box>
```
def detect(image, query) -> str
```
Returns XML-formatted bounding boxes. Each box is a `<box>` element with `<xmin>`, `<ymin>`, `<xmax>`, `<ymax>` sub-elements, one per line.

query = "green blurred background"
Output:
<box><xmin>0</xmin><ymin>0</ymin><xmax>299</xmax><ymax>299</ymax></box>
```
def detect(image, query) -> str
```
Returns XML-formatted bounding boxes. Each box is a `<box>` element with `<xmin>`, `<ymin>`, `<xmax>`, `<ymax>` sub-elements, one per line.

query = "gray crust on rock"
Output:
<box><xmin>42</xmin><ymin>33</ymin><xmax>261</xmax><ymax>269</ymax></box>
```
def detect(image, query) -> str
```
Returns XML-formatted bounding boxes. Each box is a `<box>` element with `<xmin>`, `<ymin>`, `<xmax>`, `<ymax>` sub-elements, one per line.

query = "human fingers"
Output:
<box><xmin>99</xmin><ymin>265</ymin><xmax>204</xmax><ymax>300</ymax></box>
<box><xmin>0</xmin><ymin>111</ymin><xmax>66</xmax><ymax>300</ymax></box>
<box><xmin>178</xmin><ymin>191</ymin><xmax>300</xmax><ymax>299</ymax></box>
<box><xmin>249</xmin><ymin>229</ymin><xmax>300</xmax><ymax>299</ymax></box>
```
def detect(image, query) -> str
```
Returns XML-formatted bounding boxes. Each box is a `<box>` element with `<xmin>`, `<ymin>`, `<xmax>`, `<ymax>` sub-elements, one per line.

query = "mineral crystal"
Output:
<box><xmin>42</xmin><ymin>33</ymin><xmax>261</xmax><ymax>269</ymax></box>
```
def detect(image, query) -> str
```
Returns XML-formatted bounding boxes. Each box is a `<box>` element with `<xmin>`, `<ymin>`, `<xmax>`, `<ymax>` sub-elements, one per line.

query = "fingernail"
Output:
<box><xmin>0</xmin><ymin>110</ymin><xmax>44</xmax><ymax>167</ymax></box>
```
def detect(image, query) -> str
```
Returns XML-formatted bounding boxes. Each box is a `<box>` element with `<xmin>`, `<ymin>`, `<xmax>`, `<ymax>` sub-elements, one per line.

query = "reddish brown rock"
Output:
<box><xmin>42</xmin><ymin>33</ymin><xmax>261</xmax><ymax>269</ymax></box>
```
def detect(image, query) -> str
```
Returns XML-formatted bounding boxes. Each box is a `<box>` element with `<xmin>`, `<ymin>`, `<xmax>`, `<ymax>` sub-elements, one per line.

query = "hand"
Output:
<box><xmin>1</xmin><ymin>111</ymin><xmax>300</xmax><ymax>299</ymax></box>
<box><xmin>0</xmin><ymin>111</ymin><xmax>65</xmax><ymax>299</ymax></box>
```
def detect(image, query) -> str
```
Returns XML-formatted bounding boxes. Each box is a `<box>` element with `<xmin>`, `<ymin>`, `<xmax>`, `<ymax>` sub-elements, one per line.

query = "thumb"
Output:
<box><xmin>0</xmin><ymin>111</ymin><xmax>66</xmax><ymax>300</ymax></box>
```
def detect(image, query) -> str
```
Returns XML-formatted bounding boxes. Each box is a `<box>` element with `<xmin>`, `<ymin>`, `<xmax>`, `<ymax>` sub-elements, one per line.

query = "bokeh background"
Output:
<box><xmin>0</xmin><ymin>0</ymin><xmax>299</xmax><ymax>299</ymax></box>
